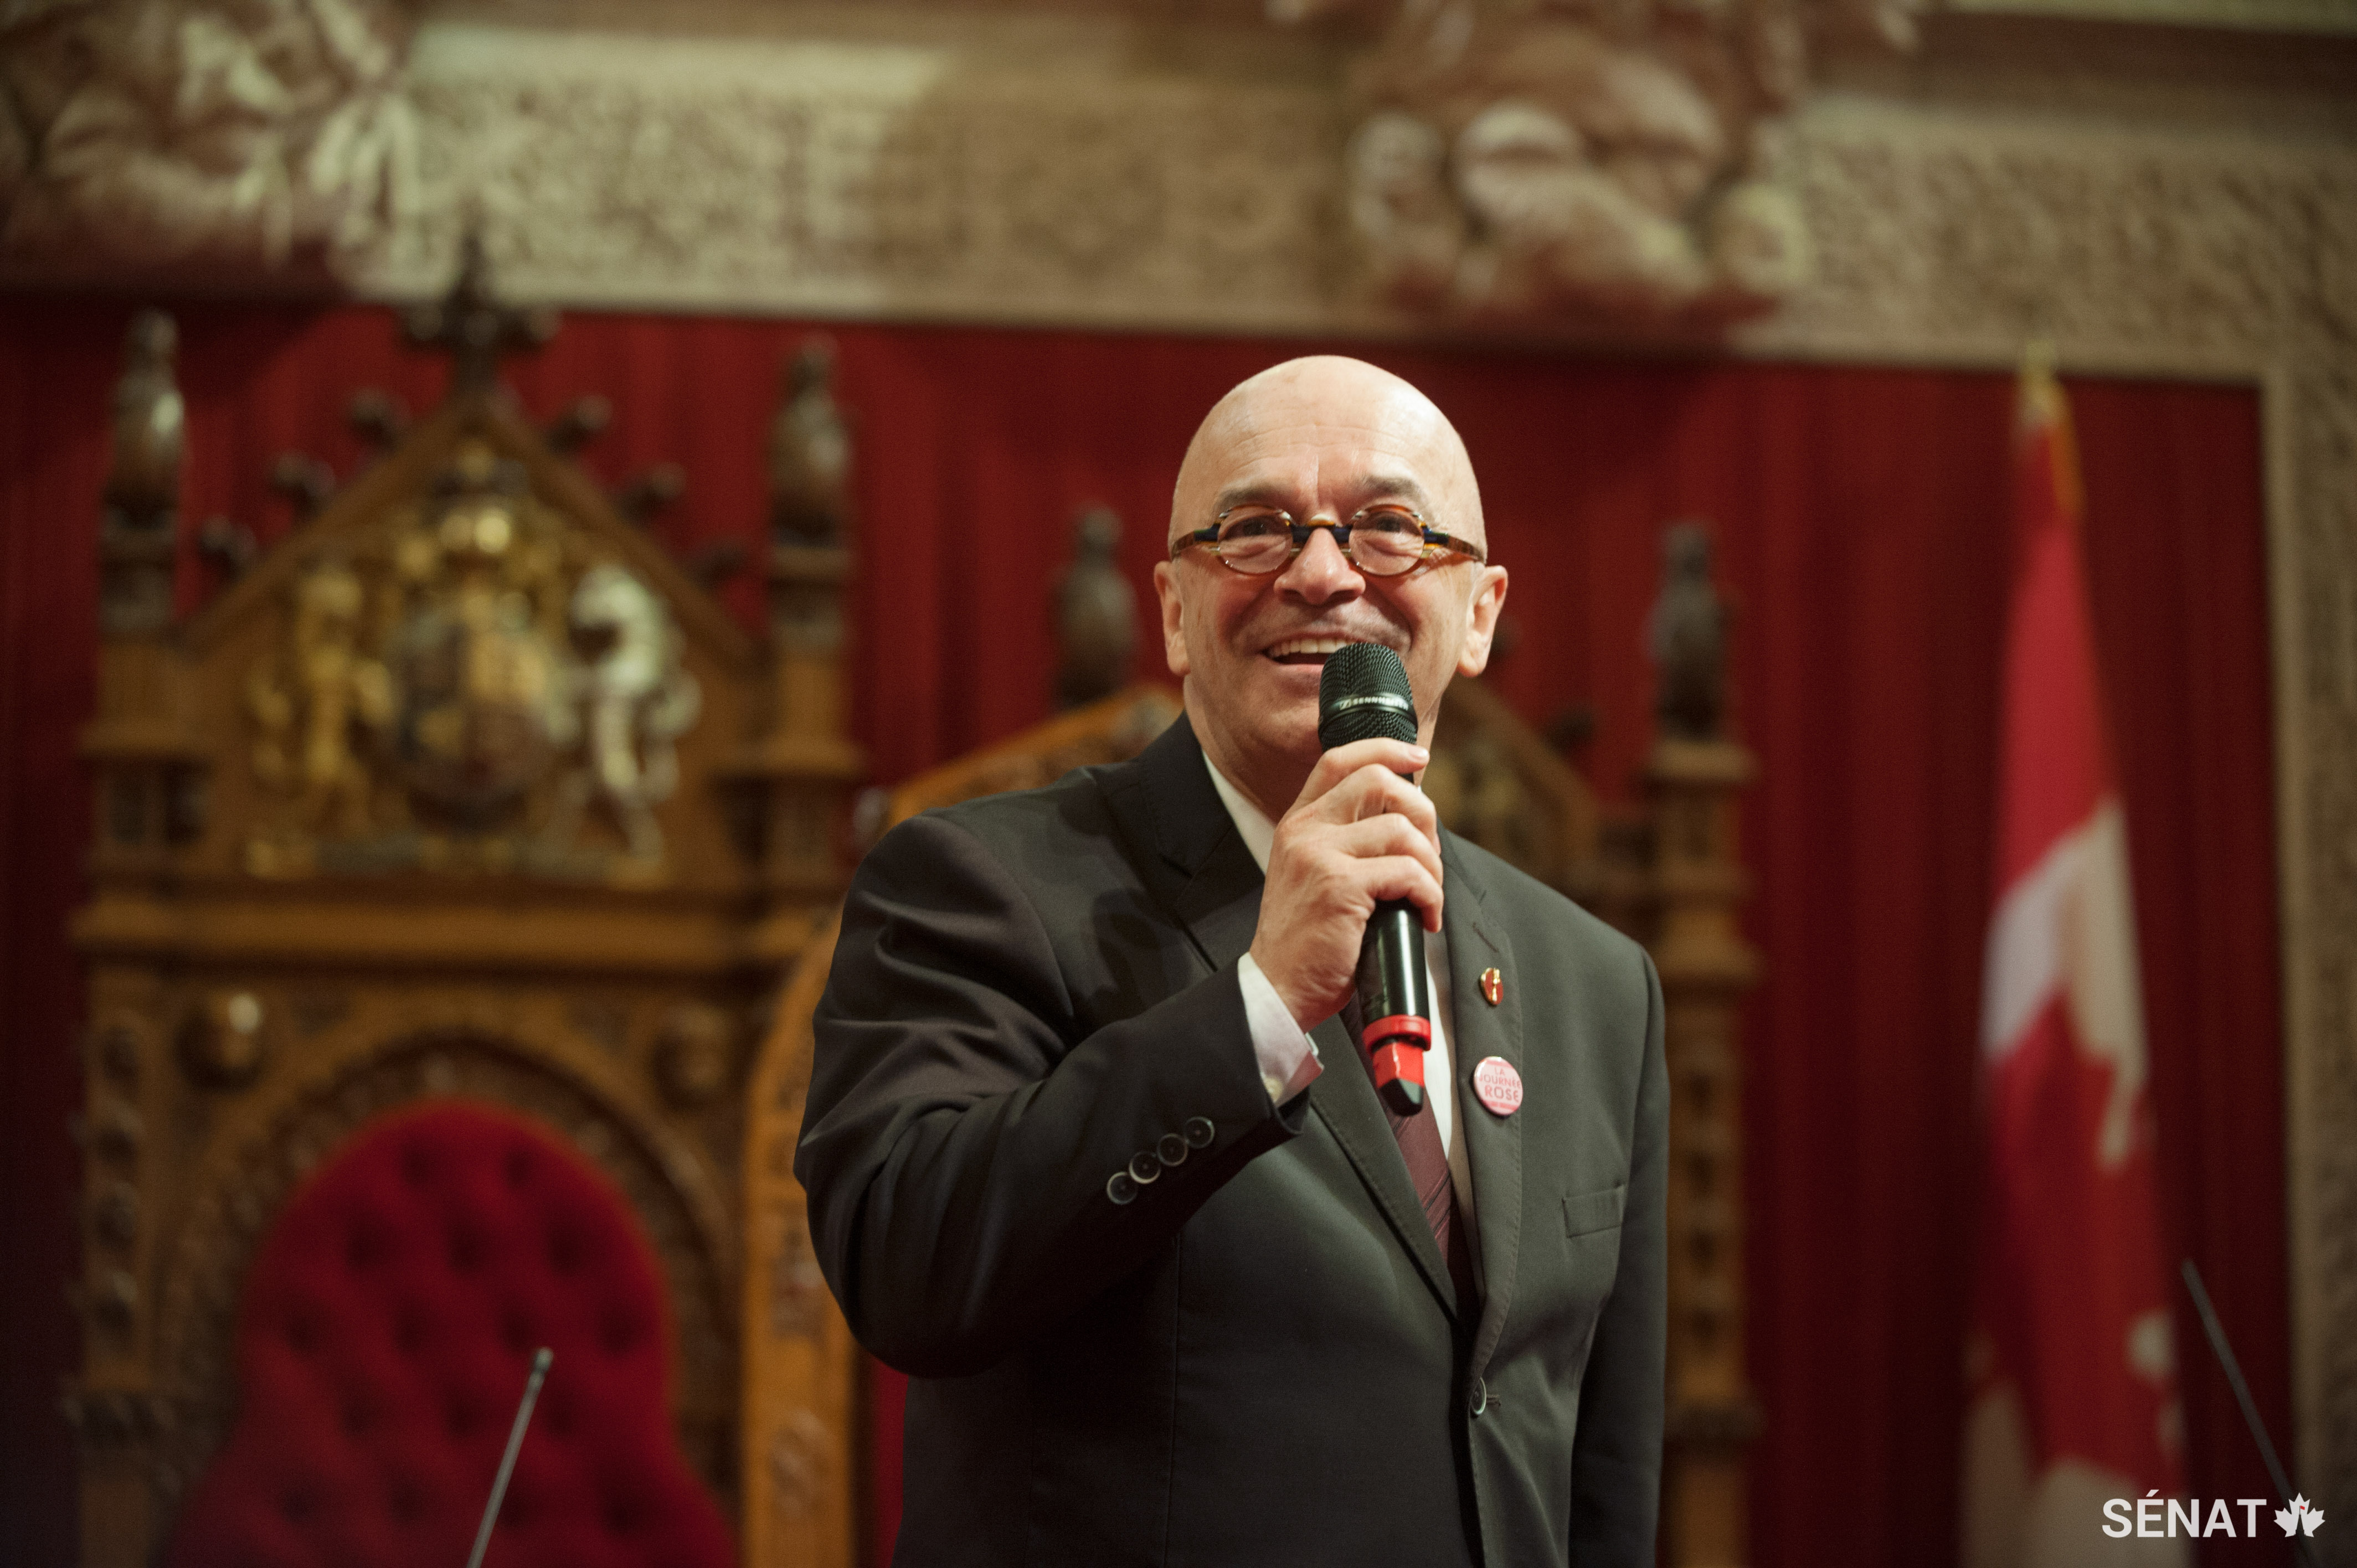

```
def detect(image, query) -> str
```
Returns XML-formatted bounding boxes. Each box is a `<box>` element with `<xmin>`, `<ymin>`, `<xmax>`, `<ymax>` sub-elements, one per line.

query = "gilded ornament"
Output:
<box><xmin>90</xmin><ymin>1270</ymin><xmax>138</xmax><ymax>1330</ymax></box>
<box><xmin>241</xmin><ymin>434</ymin><xmax>706</xmax><ymax>878</ymax></box>
<box><xmin>247</xmin><ymin>560</ymin><xmax>394</xmax><ymax>859</ymax></box>
<box><xmin>543</xmin><ymin>564</ymin><xmax>701</xmax><ymax>870</ymax></box>
<box><xmin>1424</xmin><ymin>727</ymin><xmax>1538</xmax><ymax>870</ymax></box>
<box><xmin>568</xmin><ymin>997</ymin><xmax>631</xmax><ymax>1055</ymax></box>
<box><xmin>96</xmin><ymin>1020</ymin><xmax>143</xmax><ymax>1085</ymax></box>
<box><xmin>92</xmin><ymin>1182</ymin><xmax>140</xmax><ymax>1247</ymax></box>
<box><xmin>387</xmin><ymin>581</ymin><xmax>552</xmax><ymax>815</ymax></box>
<box><xmin>91</xmin><ymin>1102</ymin><xmax>143</xmax><ymax>1162</ymax></box>
<box><xmin>60</xmin><ymin>1389</ymin><xmax>164</xmax><ymax>1450</ymax></box>
<box><xmin>656</xmin><ymin>1003</ymin><xmax>735</xmax><ymax>1107</ymax></box>
<box><xmin>178</xmin><ymin>992</ymin><xmax>268</xmax><ymax>1089</ymax></box>
<box><xmin>381</xmin><ymin>451</ymin><xmax>576</xmax><ymax>832</ymax></box>
<box><xmin>765</xmin><ymin>1409</ymin><xmax>833</xmax><ymax>1520</ymax></box>
<box><xmin>768</xmin><ymin>1206</ymin><xmax>830</xmax><ymax>1339</ymax></box>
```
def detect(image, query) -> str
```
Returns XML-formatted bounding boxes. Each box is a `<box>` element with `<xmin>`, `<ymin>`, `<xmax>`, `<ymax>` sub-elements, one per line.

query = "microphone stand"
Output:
<box><xmin>2180</xmin><ymin>1261</ymin><xmax>2320</xmax><ymax>1566</ymax></box>
<box><xmin>464</xmin><ymin>1348</ymin><xmax>553</xmax><ymax>1568</ymax></box>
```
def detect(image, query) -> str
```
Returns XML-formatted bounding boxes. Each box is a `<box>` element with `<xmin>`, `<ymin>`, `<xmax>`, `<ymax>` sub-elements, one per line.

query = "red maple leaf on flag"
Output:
<box><xmin>1960</xmin><ymin>348</ymin><xmax>2186</xmax><ymax>1567</ymax></box>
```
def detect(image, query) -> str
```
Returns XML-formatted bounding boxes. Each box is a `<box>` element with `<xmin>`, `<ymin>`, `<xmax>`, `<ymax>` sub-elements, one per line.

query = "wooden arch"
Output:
<box><xmin>739</xmin><ymin>684</ymin><xmax>1181</xmax><ymax>1566</ymax></box>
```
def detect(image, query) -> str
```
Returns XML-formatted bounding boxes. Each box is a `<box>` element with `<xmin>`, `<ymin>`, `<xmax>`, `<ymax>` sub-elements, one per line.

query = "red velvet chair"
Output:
<box><xmin>169</xmin><ymin>1103</ymin><xmax>734</xmax><ymax>1568</ymax></box>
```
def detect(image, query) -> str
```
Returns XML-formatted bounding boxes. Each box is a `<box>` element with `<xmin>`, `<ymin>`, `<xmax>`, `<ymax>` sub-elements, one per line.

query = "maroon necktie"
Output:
<box><xmin>1345</xmin><ymin>995</ymin><xmax>1480</xmax><ymax>1312</ymax></box>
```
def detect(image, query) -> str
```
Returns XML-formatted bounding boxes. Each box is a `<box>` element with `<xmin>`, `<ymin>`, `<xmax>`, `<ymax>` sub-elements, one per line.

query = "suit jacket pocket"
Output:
<box><xmin>1561</xmin><ymin>1182</ymin><xmax>1627</xmax><ymax>1239</ymax></box>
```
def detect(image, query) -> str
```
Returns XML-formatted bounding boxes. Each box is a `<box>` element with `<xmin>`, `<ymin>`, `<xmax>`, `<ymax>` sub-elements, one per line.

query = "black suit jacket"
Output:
<box><xmin>797</xmin><ymin>715</ymin><xmax>1666</xmax><ymax>1567</ymax></box>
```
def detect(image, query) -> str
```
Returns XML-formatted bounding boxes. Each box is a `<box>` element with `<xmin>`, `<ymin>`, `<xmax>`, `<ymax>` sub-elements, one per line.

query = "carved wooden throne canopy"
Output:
<box><xmin>69</xmin><ymin>295</ymin><xmax>862</xmax><ymax>1568</ymax></box>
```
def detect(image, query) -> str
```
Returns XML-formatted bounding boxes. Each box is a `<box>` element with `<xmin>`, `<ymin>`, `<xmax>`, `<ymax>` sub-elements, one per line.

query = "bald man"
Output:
<box><xmin>799</xmin><ymin>359</ymin><xmax>1666</xmax><ymax>1567</ymax></box>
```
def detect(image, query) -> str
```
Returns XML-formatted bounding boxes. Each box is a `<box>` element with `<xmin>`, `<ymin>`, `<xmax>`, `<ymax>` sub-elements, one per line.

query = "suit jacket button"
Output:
<box><xmin>1106</xmin><ymin>1170</ymin><xmax>1140</xmax><ymax>1205</ymax></box>
<box><xmin>1127</xmin><ymin>1151</ymin><xmax>1161</xmax><ymax>1184</ymax></box>
<box><xmin>1156</xmin><ymin>1132</ymin><xmax>1189</xmax><ymax>1168</ymax></box>
<box><xmin>1182</xmin><ymin>1116</ymin><xmax>1215</xmax><ymax>1149</ymax></box>
<box><xmin>1469</xmin><ymin>1378</ymin><xmax>1488</xmax><ymax>1418</ymax></box>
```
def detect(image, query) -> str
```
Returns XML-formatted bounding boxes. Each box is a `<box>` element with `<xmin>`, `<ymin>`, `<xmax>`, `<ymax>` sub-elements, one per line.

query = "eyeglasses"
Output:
<box><xmin>1170</xmin><ymin>506</ymin><xmax>1485</xmax><ymax>577</ymax></box>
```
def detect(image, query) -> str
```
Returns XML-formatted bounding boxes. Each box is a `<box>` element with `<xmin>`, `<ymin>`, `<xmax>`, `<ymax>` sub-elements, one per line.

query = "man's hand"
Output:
<box><xmin>1249</xmin><ymin>737</ymin><xmax>1442</xmax><ymax>1030</ymax></box>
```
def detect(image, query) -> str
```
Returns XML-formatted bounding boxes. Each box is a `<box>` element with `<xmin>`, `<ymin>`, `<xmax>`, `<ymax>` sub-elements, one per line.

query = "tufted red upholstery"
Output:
<box><xmin>168</xmin><ymin>1102</ymin><xmax>733</xmax><ymax>1568</ymax></box>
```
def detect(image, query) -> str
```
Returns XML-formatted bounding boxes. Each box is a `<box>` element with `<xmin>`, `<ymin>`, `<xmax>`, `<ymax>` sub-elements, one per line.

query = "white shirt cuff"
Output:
<box><xmin>1238</xmin><ymin>952</ymin><xmax>1322</xmax><ymax>1106</ymax></box>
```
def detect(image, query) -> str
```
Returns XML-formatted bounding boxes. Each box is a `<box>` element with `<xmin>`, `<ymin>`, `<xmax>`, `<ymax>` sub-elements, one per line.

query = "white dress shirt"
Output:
<box><xmin>1205</xmin><ymin>756</ymin><xmax>1481</xmax><ymax>1258</ymax></box>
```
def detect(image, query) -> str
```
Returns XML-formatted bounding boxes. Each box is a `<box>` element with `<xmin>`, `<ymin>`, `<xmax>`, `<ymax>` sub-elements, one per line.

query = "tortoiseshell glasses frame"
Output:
<box><xmin>1169</xmin><ymin>505</ymin><xmax>1486</xmax><ymax>577</ymax></box>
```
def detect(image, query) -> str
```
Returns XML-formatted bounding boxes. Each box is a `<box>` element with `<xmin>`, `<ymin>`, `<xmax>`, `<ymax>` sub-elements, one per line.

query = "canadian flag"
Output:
<box><xmin>1962</xmin><ymin>353</ymin><xmax>2187</xmax><ymax>1566</ymax></box>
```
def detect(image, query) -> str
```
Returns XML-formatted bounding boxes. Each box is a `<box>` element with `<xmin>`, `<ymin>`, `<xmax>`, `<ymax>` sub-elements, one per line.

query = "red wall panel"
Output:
<box><xmin>0</xmin><ymin>298</ymin><xmax>2286</xmax><ymax>1567</ymax></box>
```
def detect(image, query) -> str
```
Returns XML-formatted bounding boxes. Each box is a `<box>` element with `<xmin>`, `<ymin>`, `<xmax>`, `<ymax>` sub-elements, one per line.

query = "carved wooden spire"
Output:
<box><xmin>1649</xmin><ymin>520</ymin><xmax>1729</xmax><ymax>742</ymax></box>
<box><xmin>733</xmin><ymin>335</ymin><xmax>866</xmax><ymax>963</ymax></box>
<box><xmin>768</xmin><ymin>337</ymin><xmax>852</xmax><ymax>547</ymax></box>
<box><xmin>1052</xmin><ymin>504</ymin><xmax>1136</xmax><ymax>710</ymax></box>
<box><xmin>98</xmin><ymin>311</ymin><xmax>184</xmax><ymax>638</ymax></box>
<box><xmin>1643</xmin><ymin>517</ymin><xmax>1762</xmax><ymax>1568</ymax></box>
<box><xmin>401</xmin><ymin>228</ymin><xmax>557</xmax><ymax>396</ymax></box>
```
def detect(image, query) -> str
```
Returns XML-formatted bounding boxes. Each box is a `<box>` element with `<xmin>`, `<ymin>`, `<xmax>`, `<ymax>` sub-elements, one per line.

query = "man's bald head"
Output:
<box><xmin>1152</xmin><ymin>355</ymin><xmax>1509</xmax><ymax>821</ymax></box>
<box><xmin>1170</xmin><ymin>357</ymin><xmax>1485</xmax><ymax>549</ymax></box>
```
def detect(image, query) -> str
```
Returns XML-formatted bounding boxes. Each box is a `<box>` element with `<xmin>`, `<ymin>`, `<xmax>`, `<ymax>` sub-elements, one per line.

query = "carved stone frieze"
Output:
<box><xmin>0</xmin><ymin>0</ymin><xmax>420</xmax><ymax>274</ymax></box>
<box><xmin>345</xmin><ymin>33</ymin><xmax>1342</xmax><ymax>329</ymax></box>
<box><xmin>1753</xmin><ymin>104</ymin><xmax>2357</xmax><ymax>368</ymax></box>
<box><xmin>1302</xmin><ymin>0</ymin><xmax>1855</xmax><ymax>322</ymax></box>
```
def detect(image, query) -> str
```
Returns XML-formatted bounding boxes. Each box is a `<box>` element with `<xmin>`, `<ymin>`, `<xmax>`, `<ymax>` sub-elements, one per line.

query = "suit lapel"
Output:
<box><xmin>1308</xmin><ymin>1017</ymin><xmax>1463</xmax><ymax>1321</ymax></box>
<box><xmin>1443</xmin><ymin>835</ymin><xmax>1525</xmax><ymax>1379</ymax></box>
<box><xmin>1110</xmin><ymin>712</ymin><xmax>1264</xmax><ymax>972</ymax></box>
<box><xmin>1167</xmin><ymin>842</ymin><xmax>1262</xmax><ymax>977</ymax></box>
<box><xmin>1111</xmin><ymin>715</ymin><xmax>1464</xmax><ymax>1320</ymax></box>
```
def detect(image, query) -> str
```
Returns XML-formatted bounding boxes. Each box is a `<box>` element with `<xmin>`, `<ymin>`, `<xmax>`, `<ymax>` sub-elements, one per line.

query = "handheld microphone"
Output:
<box><xmin>1317</xmin><ymin>642</ymin><xmax>1433</xmax><ymax>1117</ymax></box>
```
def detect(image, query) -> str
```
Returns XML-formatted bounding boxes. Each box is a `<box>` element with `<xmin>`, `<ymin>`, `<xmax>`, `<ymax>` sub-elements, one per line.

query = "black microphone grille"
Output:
<box><xmin>1318</xmin><ymin>642</ymin><xmax>1418</xmax><ymax>750</ymax></box>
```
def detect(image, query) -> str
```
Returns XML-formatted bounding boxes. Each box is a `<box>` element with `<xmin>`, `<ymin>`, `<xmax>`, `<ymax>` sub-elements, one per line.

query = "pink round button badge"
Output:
<box><xmin>1472</xmin><ymin>1056</ymin><xmax>1522</xmax><ymax>1117</ymax></box>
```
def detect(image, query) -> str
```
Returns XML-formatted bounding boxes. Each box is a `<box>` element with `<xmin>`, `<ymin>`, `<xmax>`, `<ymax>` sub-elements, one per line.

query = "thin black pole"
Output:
<box><xmin>2180</xmin><ymin>1260</ymin><xmax>2319</xmax><ymax>1566</ymax></box>
<box><xmin>465</xmin><ymin>1348</ymin><xmax>553</xmax><ymax>1568</ymax></box>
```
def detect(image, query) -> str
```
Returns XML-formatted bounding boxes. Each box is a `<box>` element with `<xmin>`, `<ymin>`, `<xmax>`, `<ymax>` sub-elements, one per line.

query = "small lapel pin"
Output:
<box><xmin>1473</xmin><ymin>1056</ymin><xmax>1522</xmax><ymax>1117</ymax></box>
<box><xmin>1480</xmin><ymin>967</ymin><xmax>1503</xmax><ymax>1007</ymax></box>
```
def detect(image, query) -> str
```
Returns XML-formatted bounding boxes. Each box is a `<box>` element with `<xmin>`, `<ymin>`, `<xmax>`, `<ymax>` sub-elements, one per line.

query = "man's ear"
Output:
<box><xmin>1457</xmin><ymin>564</ymin><xmax>1509</xmax><ymax>678</ymax></box>
<box><xmin>1152</xmin><ymin>560</ymin><xmax>1192</xmax><ymax>678</ymax></box>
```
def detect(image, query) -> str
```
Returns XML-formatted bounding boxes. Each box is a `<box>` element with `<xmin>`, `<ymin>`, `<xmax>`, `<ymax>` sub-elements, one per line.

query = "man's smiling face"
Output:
<box><xmin>1152</xmin><ymin>357</ymin><xmax>1509</xmax><ymax>819</ymax></box>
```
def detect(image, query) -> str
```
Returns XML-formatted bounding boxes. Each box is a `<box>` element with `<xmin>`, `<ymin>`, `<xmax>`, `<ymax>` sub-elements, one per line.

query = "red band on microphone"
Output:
<box><xmin>1366</xmin><ymin>1041</ymin><xmax>1429</xmax><ymax>1094</ymax></box>
<box><xmin>1358</xmin><ymin>1013</ymin><xmax>1432</xmax><ymax>1053</ymax></box>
